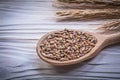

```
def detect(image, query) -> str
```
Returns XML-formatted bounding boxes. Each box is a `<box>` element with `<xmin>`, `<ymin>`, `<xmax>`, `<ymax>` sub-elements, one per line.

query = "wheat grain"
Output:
<box><xmin>39</xmin><ymin>29</ymin><xmax>97</xmax><ymax>61</ymax></box>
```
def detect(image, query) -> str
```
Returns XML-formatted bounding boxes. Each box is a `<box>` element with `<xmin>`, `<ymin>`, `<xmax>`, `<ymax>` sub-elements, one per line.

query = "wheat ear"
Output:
<box><xmin>98</xmin><ymin>20</ymin><xmax>120</xmax><ymax>31</ymax></box>
<box><xmin>56</xmin><ymin>9</ymin><xmax>120</xmax><ymax>21</ymax></box>
<box><xmin>57</xmin><ymin>0</ymin><xmax>120</xmax><ymax>5</ymax></box>
<box><xmin>53</xmin><ymin>0</ymin><xmax>120</xmax><ymax>9</ymax></box>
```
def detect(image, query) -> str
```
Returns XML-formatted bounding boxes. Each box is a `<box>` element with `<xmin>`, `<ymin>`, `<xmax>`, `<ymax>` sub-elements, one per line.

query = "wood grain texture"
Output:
<box><xmin>0</xmin><ymin>0</ymin><xmax>120</xmax><ymax>80</ymax></box>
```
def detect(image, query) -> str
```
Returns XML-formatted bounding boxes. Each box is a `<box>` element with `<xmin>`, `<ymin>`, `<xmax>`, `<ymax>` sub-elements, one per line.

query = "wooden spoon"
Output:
<box><xmin>36</xmin><ymin>20</ymin><xmax>120</xmax><ymax>66</ymax></box>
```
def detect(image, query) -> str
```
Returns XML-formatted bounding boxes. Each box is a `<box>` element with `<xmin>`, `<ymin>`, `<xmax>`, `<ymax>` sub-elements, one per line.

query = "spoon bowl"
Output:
<box><xmin>36</xmin><ymin>29</ymin><xmax>119</xmax><ymax>66</ymax></box>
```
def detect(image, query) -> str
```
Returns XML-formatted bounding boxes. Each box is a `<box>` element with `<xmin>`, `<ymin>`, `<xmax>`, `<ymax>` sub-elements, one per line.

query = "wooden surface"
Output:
<box><xmin>0</xmin><ymin>0</ymin><xmax>120</xmax><ymax>80</ymax></box>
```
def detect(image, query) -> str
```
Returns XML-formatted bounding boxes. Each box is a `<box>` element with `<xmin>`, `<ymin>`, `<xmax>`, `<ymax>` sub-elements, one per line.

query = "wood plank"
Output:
<box><xmin>0</xmin><ymin>0</ymin><xmax>120</xmax><ymax>80</ymax></box>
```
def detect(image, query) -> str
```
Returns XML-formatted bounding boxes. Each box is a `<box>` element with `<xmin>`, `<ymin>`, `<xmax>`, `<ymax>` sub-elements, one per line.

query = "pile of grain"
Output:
<box><xmin>39</xmin><ymin>29</ymin><xmax>97</xmax><ymax>61</ymax></box>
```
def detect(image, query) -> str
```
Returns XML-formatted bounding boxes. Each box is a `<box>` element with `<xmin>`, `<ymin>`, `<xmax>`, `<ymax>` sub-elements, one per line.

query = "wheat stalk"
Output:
<box><xmin>56</xmin><ymin>9</ymin><xmax>120</xmax><ymax>21</ymax></box>
<box><xmin>53</xmin><ymin>0</ymin><xmax>120</xmax><ymax>9</ymax></box>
